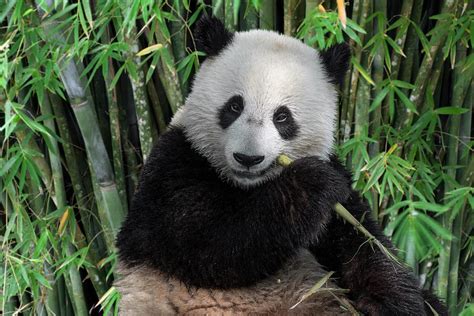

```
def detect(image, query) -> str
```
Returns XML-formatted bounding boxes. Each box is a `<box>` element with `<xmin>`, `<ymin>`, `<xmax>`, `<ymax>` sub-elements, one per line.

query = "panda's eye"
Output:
<box><xmin>275</xmin><ymin>112</ymin><xmax>288</xmax><ymax>123</ymax></box>
<box><xmin>230</xmin><ymin>102</ymin><xmax>243</xmax><ymax>113</ymax></box>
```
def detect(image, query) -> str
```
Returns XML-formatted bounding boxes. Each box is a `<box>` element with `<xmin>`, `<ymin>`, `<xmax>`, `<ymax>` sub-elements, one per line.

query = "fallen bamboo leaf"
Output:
<box><xmin>136</xmin><ymin>43</ymin><xmax>163</xmax><ymax>56</ymax></box>
<box><xmin>290</xmin><ymin>271</ymin><xmax>334</xmax><ymax>310</ymax></box>
<box><xmin>58</xmin><ymin>207</ymin><xmax>70</xmax><ymax>236</ymax></box>
<box><xmin>318</xmin><ymin>4</ymin><xmax>326</xmax><ymax>13</ymax></box>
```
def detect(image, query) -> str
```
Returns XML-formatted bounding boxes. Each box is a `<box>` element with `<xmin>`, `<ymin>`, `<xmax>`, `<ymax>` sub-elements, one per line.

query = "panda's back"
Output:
<box><xmin>116</xmin><ymin>249</ymin><xmax>352</xmax><ymax>315</ymax></box>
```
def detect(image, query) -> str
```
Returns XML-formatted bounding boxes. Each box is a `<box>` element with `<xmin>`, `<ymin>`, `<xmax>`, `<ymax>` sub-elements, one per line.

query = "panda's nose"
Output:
<box><xmin>233</xmin><ymin>153</ymin><xmax>265</xmax><ymax>168</ymax></box>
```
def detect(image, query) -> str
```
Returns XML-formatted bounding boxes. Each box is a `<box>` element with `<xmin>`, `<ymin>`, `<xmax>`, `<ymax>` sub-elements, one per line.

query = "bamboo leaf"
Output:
<box><xmin>136</xmin><ymin>43</ymin><xmax>164</xmax><ymax>56</ymax></box>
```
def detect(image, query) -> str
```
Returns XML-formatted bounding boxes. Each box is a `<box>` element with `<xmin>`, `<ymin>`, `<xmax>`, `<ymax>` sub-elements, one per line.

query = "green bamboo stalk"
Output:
<box><xmin>389</xmin><ymin>0</ymin><xmax>414</xmax><ymax>80</ymax></box>
<box><xmin>284</xmin><ymin>0</ymin><xmax>304</xmax><ymax>37</ymax></box>
<box><xmin>339</xmin><ymin>0</ymin><xmax>361</xmax><ymax>143</ymax></box>
<box><xmin>224</xmin><ymin>0</ymin><xmax>237</xmax><ymax>31</ymax></box>
<box><xmin>446</xmin><ymin>47</ymin><xmax>470</xmax><ymax>314</ymax></box>
<box><xmin>48</xmin><ymin>94</ymin><xmax>106</xmax><ymax>253</ymax></box>
<box><xmin>101</xmin><ymin>25</ymin><xmax>128</xmax><ymax>211</ymax></box>
<box><xmin>42</xmin><ymin>94</ymin><xmax>108</xmax><ymax>296</ymax></box>
<box><xmin>403</xmin><ymin>0</ymin><xmax>458</xmax><ymax>126</ymax></box>
<box><xmin>344</xmin><ymin>0</ymin><xmax>370</xmax><ymax>143</ymax></box>
<box><xmin>394</xmin><ymin>0</ymin><xmax>420</xmax><ymax>129</ymax></box>
<box><xmin>124</xmin><ymin>26</ymin><xmax>155</xmax><ymax>159</ymax></box>
<box><xmin>240</xmin><ymin>0</ymin><xmax>258</xmax><ymax>30</ymax></box>
<box><xmin>369</xmin><ymin>0</ymin><xmax>385</xmax><ymax>154</ymax></box>
<box><xmin>37</xmin><ymin>96</ymin><xmax>91</xmax><ymax>316</ymax></box>
<box><xmin>154</xmin><ymin>23</ymin><xmax>185</xmax><ymax>114</ymax></box>
<box><xmin>169</xmin><ymin>0</ymin><xmax>189</xmax><ymax>95</ymax></box>
<box><xmin>437</xmin><ymin>37</ymin><xmax>467</xmax><ymax>304</ymax></box>
<box><xmin>145</xmin><ymin>65</ymin><xmax>167</xmax><ymax>133</ymax></box>
<box><xmin>36</xmin><ymin>1</ymin><xmax>125</xmax><ymax>241</ymax></box>
<box><xmin>397</xmin><ymin>0</ymin><xmax>423</xmax><ymax>87</ymax></box>
<box><xmin>259</xmin><ymin>0</ymin><xmax>275</xmax><ymax>30</ymax></box>
<box><xmin>212</xmin><ymin>0</ymin><xmax>225</xmax><ymax>21</ymax></box>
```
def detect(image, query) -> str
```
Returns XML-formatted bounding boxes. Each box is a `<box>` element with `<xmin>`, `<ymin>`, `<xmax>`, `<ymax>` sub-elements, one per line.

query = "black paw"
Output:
<box><xmin>285</xmin><ymin>156</ymin><xmax>352</xmax><ymax>204</ymax></box>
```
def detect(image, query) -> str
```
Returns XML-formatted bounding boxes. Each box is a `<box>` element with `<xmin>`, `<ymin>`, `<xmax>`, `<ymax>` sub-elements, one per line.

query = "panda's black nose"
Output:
<box><xmin>233</xmin><ymin>153</ymin><xmax>265</xmax><ymax>168</ymax></box>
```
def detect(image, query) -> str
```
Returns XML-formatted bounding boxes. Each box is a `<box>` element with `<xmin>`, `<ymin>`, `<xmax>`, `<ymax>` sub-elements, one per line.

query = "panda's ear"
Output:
<box><xmin>194</xmin><ymin>15</ymin><xmax>234</xmax><ymax>58</ymax></box>
<box><xmin>319</xmin><ymin>43</ymin><xmax>351</xmax><ymax>87</ymax></box>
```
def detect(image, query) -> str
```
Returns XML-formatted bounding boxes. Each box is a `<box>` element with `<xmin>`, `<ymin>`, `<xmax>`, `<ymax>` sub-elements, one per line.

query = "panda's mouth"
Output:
<box><xmin>230</xmin><ymin>162</ymin><xmax>275</xmax><ymax>179</ymax></box>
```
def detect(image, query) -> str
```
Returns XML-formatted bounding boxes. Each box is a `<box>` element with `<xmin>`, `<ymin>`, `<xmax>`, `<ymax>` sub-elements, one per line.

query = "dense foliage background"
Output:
<box><xmin>0</xmin><ymin>0</ymin><xmax>472</xmax><ymax>315</ymax></box>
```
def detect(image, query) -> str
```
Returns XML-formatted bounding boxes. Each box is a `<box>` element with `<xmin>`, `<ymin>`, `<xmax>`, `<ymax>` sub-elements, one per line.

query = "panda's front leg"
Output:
<box><xmin>307</xmin><ymin>157</ymin><xmax>446</xmax><ymax>316</ymax></box>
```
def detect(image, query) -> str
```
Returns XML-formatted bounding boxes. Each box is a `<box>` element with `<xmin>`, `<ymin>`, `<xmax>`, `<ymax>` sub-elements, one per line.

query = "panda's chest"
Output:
<box><xmin>116</xmin><ymin>249</ymin><xmax>352</xmax><ymax>315</ymax></box>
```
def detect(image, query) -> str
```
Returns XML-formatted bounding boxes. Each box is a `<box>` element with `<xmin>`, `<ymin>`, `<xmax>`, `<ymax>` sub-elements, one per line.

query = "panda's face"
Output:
<box><xmin>172</xmin><ymin>19</ymin><xmax>348</xmax><ymax>189</ymax></box>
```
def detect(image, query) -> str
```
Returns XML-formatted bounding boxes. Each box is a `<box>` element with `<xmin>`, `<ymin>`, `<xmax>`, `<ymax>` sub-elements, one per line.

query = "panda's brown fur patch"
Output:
<box><xmin>116</xmin><ymin>250</ymin><xmax>353</xmax><ymax>315</ymax></box>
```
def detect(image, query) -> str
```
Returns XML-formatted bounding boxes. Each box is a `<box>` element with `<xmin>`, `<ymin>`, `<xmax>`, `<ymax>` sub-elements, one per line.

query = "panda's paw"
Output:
<box><xmin>355</xmin><ymin>293</ymin><xmax>426</xmax><ymax>316</ymax></box>
<box><xmin>286</xmin><ymin>156</ymin><xmax>352</xmax><ymax>203</ymax></box>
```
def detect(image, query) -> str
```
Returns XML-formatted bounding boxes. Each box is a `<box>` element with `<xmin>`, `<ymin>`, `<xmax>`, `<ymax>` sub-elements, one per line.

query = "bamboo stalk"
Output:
<box><xmin>389</xmin><ymin>0</ymin><xmax>414</xmax><ymax>80</ymax></box>
<box><xmin>344</xmin><ymin>0</ymin><xmax>370</xmax><ymax>143</ymax></box>
<box><xmin>224</xmin><ymin>0</ymin><xmax>236</xmax><ymax>31</ymax></box>
<box><xmin>169</xmin><ymin>0</ymin><xmax>189</xmax><ymax>95</ymax></box>
<box><xmin>101</xmin><ymin>25</ymin><xmax>128</xmax><ymax>211</ymax></box>
<box><xmin>339</xmin><ymin>0</ymin><xmax>361</xmax><ymax>143</ymax></box>
<box><xmin>35</xmin><ymin>0</ymin><xmax>125</xmax><ymax>241</ymax></box>
<box><xmin>369</xmin><ymin>0</ymin><xmax>386</xmax><ymax>158</ymax></box>
<box><xmin>240</xmin><ymin>0</ymin><xmax>258</xmax><ymax>30</ymax></box>
<box><xmin>259</xmin><ymin>0</ymin><xmax>275</xmax><ymax>30</ymax></box>
<box><xmin>394</xmin><ymin>0</ymin><xmax>420</xmax><ymax>128</ymax></box>
<box><xmin>153</xmin><ymin>23</ymin><xmax>185</xmax><ymax>114</ymax></box>
<box><xmin>284</xmin><ymin>0</ymin><xmax>304</xmax><ymax>37</ymax></box>
<box><xmin>212</xmin><ymin>0</ymin><xmax>225</xmax><ymax>21</ymax></box>
<box><xmin>124</xmin><ymin>26</ymin><xmax>155</xmax><ymax>159</ymax></box>
<box><xmin>44</xmin><ymin>94</ymin><xmax>108</xmax><ymax>296</ymax></box>
<box><xmin>445</xmin><ymin>46</ymin><xmax>470</xmax><ymax>314</ymax></box>
<box><xmin>403</xmin><ymin>0</ymin><xmax>458</xmax><ymax>126</ymax></box>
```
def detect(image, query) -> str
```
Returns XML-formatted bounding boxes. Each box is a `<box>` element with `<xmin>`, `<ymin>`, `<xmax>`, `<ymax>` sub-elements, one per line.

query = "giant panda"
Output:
<box><xmin>115</xmin><ymin>16</ymin><xmax>446</xmax><ymax>315</ymax></box>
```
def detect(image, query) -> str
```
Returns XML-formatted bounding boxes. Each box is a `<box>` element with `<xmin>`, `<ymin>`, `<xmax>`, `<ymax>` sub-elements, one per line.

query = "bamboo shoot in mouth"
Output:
<box><xmin>277</xmin><ymin>154</ymin><xmax>402</xmax><ymax>265</ymax></box>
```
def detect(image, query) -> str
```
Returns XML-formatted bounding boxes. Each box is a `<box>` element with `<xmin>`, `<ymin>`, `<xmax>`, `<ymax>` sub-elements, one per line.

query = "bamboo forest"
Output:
<box><xmin>0</xmin><ymin>0</ymin><xmax>473</xmax><ymax>315</ymax></box>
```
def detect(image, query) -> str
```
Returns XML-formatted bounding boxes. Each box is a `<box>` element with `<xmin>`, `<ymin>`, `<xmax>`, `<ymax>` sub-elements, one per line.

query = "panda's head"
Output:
<box><xmin>171</xmin><ymin>16</ymin><xmax>350</xmax><ymax>189</ymax></box>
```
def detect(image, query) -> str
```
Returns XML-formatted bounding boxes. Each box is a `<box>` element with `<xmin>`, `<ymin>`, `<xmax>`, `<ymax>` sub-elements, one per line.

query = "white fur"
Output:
<box><xmin>172</xmin><ymin>30</ymin><xmax>338</xmax><ymax>188</ymax></box>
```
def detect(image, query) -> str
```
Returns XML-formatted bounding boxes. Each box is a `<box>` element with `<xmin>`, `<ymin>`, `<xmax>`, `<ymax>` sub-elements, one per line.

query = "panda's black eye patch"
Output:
<box><xmin>218</xmin><ymin>95</ymin><xmax>244</xmax><ymax>129</ymax></box>
<box><xmin>273</xmin><ymin>106</ymin><xmax>299</xmax><ymax>140</ymax></box>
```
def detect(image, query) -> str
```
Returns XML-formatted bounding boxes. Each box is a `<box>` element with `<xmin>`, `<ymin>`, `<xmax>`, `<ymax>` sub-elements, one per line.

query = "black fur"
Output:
<box><xmin>117</xmin><ymin>127</ymin><xmax>350</xmax><ymax>288</ymax></box>
<box><xmin>319</xmin><ymin>43</ymin><xmax>351</xmax><ymax>87</ymax></box>
<box><xmin>273</xmin><ymin>106</ymin><xmax>299</xmax><ymax>140</ymax></box>
<box><xmin>194</xmin><ymin>15</ymin><xmax>234</xmax><ymax>57</ymax></box>
<box><xmin>117</xmin><ymin>127</ymin><xmax>445</xmax><ymax>315</ymax></box>
<box><xmin>218</xmin><ymin>95</ymin><xmax>244</xmax><ymax>129</ymax></box>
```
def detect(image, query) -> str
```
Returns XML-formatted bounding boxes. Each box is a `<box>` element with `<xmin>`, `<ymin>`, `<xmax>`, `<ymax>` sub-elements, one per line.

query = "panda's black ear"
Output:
<box><xmin>194</xmin><ymin>15</ymin><xmax>234</xmax><ymax>57</ymax></box>
<box><xmin>319</xmin><ymin>43</ymin><xmax>351</xmax><ymax>87</ymax></box>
